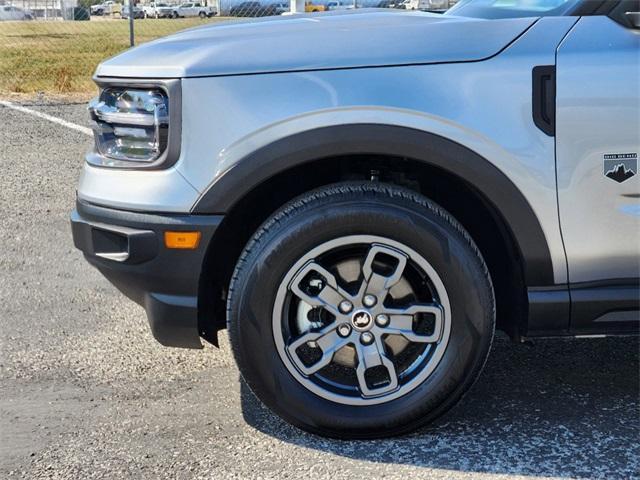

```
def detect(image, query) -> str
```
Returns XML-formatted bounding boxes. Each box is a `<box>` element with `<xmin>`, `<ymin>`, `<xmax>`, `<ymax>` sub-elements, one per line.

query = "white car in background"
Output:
<box><xmin>90</xmin><ymin>0</ymin><xmax>122</xmax><ymax>15</ymax></box>
<box><xmin>0</xmin><ymin>4</ymin><xmax>33</xmax><ymax>20</ymax></box>
<box><xmin>154</xmin><ymin>3</ymin><xmax>176</xmax><ymax>16</ymax></box>
<box><xmin>170</xmin><ymin>2</ymin><xmax>216</xmax><ymax>17</ymax></box>
<box><xmin>271</xmin><ymin>1</ymin><xmax>289</xmax><ymax>14</ymax></box>
<box><xmin>404</xmin><ymin>0</ymin><xmax>448</xmax><ymax>10</ymax></box>
<box><xmin>326</xmin><ymin>1</ymin><xmax>354</xmax><ymax>10</ymax></box>
<box><xmin>121</xmin><ymin>4</ymin><xmax>145</xmax><ymax>17</ymax></box>
<box><xmin>142</xmin><ymin>1</ymin><xmax>171</xmax><ymax>17</ymax></box>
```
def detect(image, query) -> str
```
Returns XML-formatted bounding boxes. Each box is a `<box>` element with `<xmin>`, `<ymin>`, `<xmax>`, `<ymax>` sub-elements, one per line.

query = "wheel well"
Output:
<box><xmin>198</xmin><ymin>154</ymin><xmax>528</xmax><ymax>342</ymax></box>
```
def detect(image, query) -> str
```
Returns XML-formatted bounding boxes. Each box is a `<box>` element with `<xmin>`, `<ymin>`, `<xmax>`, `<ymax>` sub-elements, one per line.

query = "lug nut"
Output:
<box><xmin>363</xmin><ymin>294</ymin><xmax>377</xmax><ymax>307</ymax></box>
<box><xmin>375</xmin><ymin>314</ymin><xmax>389</xmax><ymax>327</ymax></box>
<box><xmin>338</xmin><ymin>300</ymin><xmax>353</xmax><ymax>314</ymax></box>
<box><xmin>337</xmin><ymin>323</ymin><xmax>352</xmax><ymax>338</ymax></box>
<box><xmin>360</xmin><ymin>332</ymin><xmax>375</xmax><ymax>345</ymax></box>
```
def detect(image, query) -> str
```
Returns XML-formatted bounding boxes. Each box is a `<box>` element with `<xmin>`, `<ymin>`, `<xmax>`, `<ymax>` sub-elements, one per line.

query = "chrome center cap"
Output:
<box><xmin>351</xmin><ymin>310</ymin><xmax>373</xmax><ymax>331</ymax></box>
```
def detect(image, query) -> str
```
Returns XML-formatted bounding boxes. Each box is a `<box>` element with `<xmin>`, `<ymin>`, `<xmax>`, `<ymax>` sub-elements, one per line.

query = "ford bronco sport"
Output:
<box><xmin>71</xmin><ymin>0</ymin><xmax>640</xmax><ymax>438</ymax></box>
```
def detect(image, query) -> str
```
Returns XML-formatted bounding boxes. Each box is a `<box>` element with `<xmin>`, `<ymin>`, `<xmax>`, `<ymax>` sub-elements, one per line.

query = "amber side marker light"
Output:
<box><xmin>164</xmin><ymin>231</ymin><xmax>201</xmax><ymax>249</ymax></box>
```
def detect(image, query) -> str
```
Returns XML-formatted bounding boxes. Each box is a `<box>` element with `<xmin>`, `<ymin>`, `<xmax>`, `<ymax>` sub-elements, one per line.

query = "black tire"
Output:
<box><xmin>172</xmin><ymin>11</ymin><xmax>178</xmax><ymax>18</ymax></box>
<box><xmin>198</xmin><ymin>11</ymin><xmax>206</xmax><ymax>17</ymax></box>
<box><xmin>227</xmin><ymin>182</ymin><xmax>495</xmax><ymax>438</ymax></box>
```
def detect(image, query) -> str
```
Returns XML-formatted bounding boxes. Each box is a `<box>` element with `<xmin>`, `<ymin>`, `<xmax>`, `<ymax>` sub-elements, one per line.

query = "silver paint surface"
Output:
<box><xmin>95</xmin><ymin>10</ymin><xmax>535</xmax><ymax>78</ymax></box>
<box><xmin>556</xmin><ymin>16</ymin><xmax>640</xmax><ymax>283</ymax></box>
<box><xmin>179</xmin><ymin>16</ymin><xmax>575</xmax><ymax>283</ymax></box>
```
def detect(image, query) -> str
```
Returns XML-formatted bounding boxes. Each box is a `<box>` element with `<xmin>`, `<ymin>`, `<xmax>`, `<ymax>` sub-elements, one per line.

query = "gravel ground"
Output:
<box><xmin>1</xmin><ymin>100</ymin><xmax>639</xmax><ymax>480</ymax></box>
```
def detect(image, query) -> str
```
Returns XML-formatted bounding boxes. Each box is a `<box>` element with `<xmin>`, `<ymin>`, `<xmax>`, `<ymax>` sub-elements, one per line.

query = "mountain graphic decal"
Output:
<box><xmin>603</xmin><ymin>154</ymin><xmax>637</xmax><ymax>184</ymax></box>
<box><xmin>605</xmin><ymin>164</ymin><xmax>636</xmax><ymax>183</ymax></box>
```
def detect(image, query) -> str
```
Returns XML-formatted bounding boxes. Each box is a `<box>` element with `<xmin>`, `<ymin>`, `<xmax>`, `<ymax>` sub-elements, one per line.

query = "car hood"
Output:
<box><xmin>96</xmin><ymin>10</ymin><xmax>536</xmax><ymax>78</ymax></box>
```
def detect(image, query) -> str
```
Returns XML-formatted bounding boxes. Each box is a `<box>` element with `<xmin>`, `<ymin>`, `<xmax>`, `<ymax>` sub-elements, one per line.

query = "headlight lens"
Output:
<box><xmin>89</xmin><ymin>88</ymin><xmax>169</xmax><ymax>164</ymax></box>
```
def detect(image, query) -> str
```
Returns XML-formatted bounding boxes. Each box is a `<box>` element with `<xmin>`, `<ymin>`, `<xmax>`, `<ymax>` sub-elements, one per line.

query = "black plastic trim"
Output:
<box><xmin>71</xmin><ymin>200</ymin><xmax>223</xmax><ymax>348</ymax></box>
<box><xmin>569</xmin><ymin>0</ymin><xmax>618</xmax><ymax>16</ymax></box>
<box><xmin>526</xmin><ymin>286</ymin><xmax>571</xmax><ymax>336</ymax></box>
<box><xmin>532</xmin><ymin>65</ymin><xmax>556</xmax><ymax>137</ymax></box>
<box><xmin>527</xmin><ymin>279</ymin><xmax>639</xmax><ymax>337</ymax></box>
<box><xmin>570</xmin><ymin>279</ymin><xmax>640</xmax><ymax>335</ymax></box>
<box><xmin>71</xmin><ymin>212</ymin><xmax>158</xmax><ymax>264</ymax></box>
<box><xmin>193</xmin><ymin>124</ymin><xmax>555</xmax><ymax>287</ymax></box>
<box><xmin>608</xmin><ymin>0</ymin><xmax>640</xmax><ymax>29</ymax></box>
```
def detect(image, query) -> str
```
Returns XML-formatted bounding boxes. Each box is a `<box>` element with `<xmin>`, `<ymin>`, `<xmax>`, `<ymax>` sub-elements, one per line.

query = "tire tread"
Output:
<box><xmin>226</xmin><ymin>182</ymin><xmax>495</xmax><ymax>438</ymax></box>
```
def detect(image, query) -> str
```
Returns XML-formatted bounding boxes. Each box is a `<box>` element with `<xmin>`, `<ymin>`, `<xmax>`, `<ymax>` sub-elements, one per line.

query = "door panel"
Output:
<box><xmin>556</xmin><ymin>16</ymin><xmax>640</xmax><ymax>286</ymax></box>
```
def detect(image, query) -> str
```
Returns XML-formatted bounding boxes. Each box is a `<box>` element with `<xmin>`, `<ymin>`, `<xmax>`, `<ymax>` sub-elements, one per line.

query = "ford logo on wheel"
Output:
<box><xmin>352</xmin><ymin>311</ymin><xmax>372</xmax><ymax>329</ymax></box>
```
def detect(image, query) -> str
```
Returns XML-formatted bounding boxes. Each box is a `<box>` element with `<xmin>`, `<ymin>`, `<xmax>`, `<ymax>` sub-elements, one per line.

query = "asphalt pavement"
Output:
<box><xmin>0</xmin><ymin>99</ymin><xmax>638</xmax><ymax>480</ymax></box>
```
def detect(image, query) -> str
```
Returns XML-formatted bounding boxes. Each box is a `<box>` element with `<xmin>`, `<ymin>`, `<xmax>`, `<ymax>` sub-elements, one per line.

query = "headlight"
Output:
<box><xmin>87</xmin><ymin>80</ymin><xmax>181</xmax><ymax>169</ymax></box>
<box><xmin>89</xmin><ymin>88</ymin><xmax>168</xmax><ymax>163</ymax></box>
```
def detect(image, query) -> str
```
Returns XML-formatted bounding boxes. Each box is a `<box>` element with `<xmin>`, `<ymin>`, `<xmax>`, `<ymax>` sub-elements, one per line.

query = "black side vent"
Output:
<box><xmin>532</xmin><ymin>65</ymin><xmax>556</xmax><ymax>137</ymax></box>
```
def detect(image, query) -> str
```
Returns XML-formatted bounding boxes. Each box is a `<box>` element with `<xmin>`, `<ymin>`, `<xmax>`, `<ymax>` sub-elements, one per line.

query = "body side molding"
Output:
<box><xmin>192</xmin><ymin>124</ymin><xmax>555</xmax><ymax>287</ymax></box>
<box><xmin>570</xmin><ymin>279</ymin><xmax>640</xmax><ymax>335</ymax></box>
<box><xmin>527</xmin><ymin>279</ymin><xmax>640</xmax><ymax>336</ymax></box>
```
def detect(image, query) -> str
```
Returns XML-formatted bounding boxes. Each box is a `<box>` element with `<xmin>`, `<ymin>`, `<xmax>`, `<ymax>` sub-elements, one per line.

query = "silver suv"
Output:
<box><xmin>71</xmin><ymin>0</ymin><xmax>640</xmax><ymax>438</ymax></box>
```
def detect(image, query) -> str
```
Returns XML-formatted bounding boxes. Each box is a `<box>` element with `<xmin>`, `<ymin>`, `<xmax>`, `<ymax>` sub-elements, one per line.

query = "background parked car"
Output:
<box><xmin>326</xmin><ymin>1</ymin><xmax>354</xmax><ymax>11</ymax></box>
<box><xmin>0</xmin><ymin>4</ymin><xmax>33</xmax><ymax>20</ymax></box>
<box><xmin>142</xmin><ymin>1</ymin><xmax>171</xmax><ymax>17</ymax></box>
<box><xmin>90</xmin><ymin>0</ymin><xmax>122</xmax><ymax>15</ymax></box>
<box><xmin>121</xmin><ymin>4</ymin><xmax>145</xmax><ymax>18</ymax></box>
<box><xmin>154</xmin><ymin>3</ymin><xmax>176</xmax><ymax>17</ymax></box>
<box><xmin>271</xmin><ymin>1</ymin><xmax>288</xmax><ymax>14</ymax></box>
<box><xmin>170</xmin><ymin>2</ymin><xmax>216</xmax><ymax>17</ymax></box>
<box><xmin>404</xmin><ymin>0</ymin><xmax>449</xmax><ymax>10</ymax></box>
<box><xmin>229</xmin><ymin>1</ymin><xmax>277</xmax><ymax>16</ymax></box>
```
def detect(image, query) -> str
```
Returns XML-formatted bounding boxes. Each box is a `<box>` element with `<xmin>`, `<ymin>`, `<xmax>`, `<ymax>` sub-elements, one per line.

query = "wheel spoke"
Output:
<box><xmin>355</xmin><ymin>338</ymin><xmax>399</xmax><ymax>397</ymax></box>
<box><xmin>290</xmin><ymin>261</ymin><xmax>352</xmax><ymax>316</ymax></box>
<box><xmin>287</xmin><ymin>325</ymin><xmax>351</xmax><ymax>376</ymax></box>
<box><xmin>384</xmin><ymin>304</ymin><xmax>444</xmax><ymax>343</ymax></box>
<box><xmin>360</xmin><ymin>244</ymin><xmax>408</xmax><ymax>302</ymax></box>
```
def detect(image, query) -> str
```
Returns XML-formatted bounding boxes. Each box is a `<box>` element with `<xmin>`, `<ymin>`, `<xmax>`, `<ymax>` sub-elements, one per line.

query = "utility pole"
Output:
<box><xmin>128</xmin><ymin>0</ymin><xmax>135</xmax><ymax>47</ymax></box>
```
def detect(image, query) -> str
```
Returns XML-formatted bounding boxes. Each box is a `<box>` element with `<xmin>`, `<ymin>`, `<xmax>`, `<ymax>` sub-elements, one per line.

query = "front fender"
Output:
<box><xmin>191</xmin><ymin>122</ymin><xmax>554</xmax><ymax>287</ymax></box>
<box><xmin>179</xmin><ymin>17</ymin><xmax>576</xmax><ymax>286</ymax></box>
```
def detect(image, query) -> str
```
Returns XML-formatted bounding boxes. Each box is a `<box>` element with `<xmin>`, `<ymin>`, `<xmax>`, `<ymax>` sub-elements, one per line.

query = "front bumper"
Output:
<box><xmin>71</xmin><ymin>200</ymin><xmax>223</xmax><ymax>349</ymax></box>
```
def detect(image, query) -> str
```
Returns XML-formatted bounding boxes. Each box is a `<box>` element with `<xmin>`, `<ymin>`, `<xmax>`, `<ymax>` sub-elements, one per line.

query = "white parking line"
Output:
<box><xmin>0</xmin><ymin>100</ymin><xmax>93</xmax><ymax>136</ymax></box>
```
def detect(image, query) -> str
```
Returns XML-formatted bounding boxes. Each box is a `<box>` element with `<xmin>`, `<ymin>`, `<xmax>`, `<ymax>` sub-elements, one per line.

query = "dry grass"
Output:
<box><xmin>0</xmin><ymin>18</ymin><xmax>231</xmax><ymax>94</ymax></box>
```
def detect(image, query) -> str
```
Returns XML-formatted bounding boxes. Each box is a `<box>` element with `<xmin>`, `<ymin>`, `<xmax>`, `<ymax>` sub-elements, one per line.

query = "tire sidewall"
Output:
<box><xmin>229</xmin><ymin>189</ymin><xmax>494</xmax><ymax>436</ymax></box>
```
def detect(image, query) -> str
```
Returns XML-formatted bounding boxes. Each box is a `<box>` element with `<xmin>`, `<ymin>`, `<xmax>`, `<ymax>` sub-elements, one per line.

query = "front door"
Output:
<box><xmin>555</xmin><ymin>10</ymin><xmax>640</xmax><ymax>330</ymax></box>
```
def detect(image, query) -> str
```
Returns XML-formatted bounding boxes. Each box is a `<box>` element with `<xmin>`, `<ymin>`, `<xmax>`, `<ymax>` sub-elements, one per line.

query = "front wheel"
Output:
<box><xmin>198</xmin><ymin>11</ymin><xmax>206</xmax><ymax>17</ymax></box>
<box><xmin>171</xmin><ymin>11</ymin><xmax>178</xmax><ymax>18</ymax></box>
<box><xmin>228</xmin><ymin>183</ymin><xmax>495</xmax><ymax>438</ymax></box>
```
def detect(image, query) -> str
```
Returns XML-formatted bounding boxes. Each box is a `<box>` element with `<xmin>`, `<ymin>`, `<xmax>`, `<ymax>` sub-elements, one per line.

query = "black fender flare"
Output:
<box><xmin>192</xmin><ymin>124</ymin><xmax>554</xmax><ymax>286</ymax></box>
